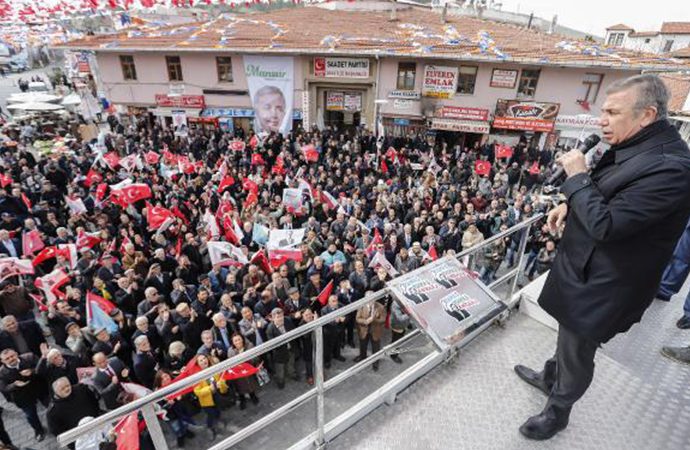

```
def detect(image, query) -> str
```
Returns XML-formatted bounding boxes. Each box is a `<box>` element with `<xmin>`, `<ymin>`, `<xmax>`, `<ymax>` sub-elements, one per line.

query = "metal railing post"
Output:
<box><xmin>140</xmin><ymin>404</ymin><xmax>169</xmax><ymax>450</ymax></box>
<box><xmin>314</xmin><ymin>326</ymin><xmax>326</xmax><ymax>448</ymax></box>
<box><xmin>507</xmin><ymin>222</ymin><xmax>533</xmax><ymax>301</ymax></box>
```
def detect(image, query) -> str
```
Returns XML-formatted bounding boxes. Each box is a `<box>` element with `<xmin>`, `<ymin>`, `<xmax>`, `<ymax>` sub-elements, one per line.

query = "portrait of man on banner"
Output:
<box><xmin>243</xmin><ymin>56</ymin><xmax>294</xmax><ymax>136</ymax></box>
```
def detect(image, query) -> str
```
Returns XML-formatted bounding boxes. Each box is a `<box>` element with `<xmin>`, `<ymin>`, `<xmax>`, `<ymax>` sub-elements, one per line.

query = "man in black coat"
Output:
<box><xmin>0</xmin><ymin>349</ymin><xmax>47</xmax><ymax>441</ymax></box>
<box><xmin>0</xmin><ymin>315</ymin><xmax>46</xmax><ymax>357</ymax></box>
<box><xmin>47</xmin><ymin>377</ymin><xmax>102</xmax><ymax>437</ymax></box>
<box><xmin>132</xmin><ymin>335</ymin><xmax>158</xmax><ymax>389</ymax></box>
<box><xmin>36</xmin><ymin>345</ymin><xmax>82</xmax><ymax>386</ymax></box>
<box><xmin>515</xmin><ymin>74</ymin><xmax>690</xmax><ymax>440</ymax></box>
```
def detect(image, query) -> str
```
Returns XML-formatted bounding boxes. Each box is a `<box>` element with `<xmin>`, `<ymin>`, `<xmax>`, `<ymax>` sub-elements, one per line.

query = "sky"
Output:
<box><xmin>499</xmin><ymin>0</ymin><xmax>690</xmax><ymax>37</ymax></box>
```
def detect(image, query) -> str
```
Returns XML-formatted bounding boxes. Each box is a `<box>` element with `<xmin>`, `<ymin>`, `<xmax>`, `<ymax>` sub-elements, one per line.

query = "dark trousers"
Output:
<box><xmin>539</xmin><ymin>325</ymin><xmax>598</xmax><ymax>414</ymax></box>
<box><xmin>359</xmin><ymin>334</ymin><xmax>381</xmax><ymax>368</ymax></box>
<box><xmin>20</xmin><ymin>403</ymin><xmax>44</xmax><ymax>434</ymax></box>
<box><xmin>324</xmin><ymin>328</ymin><xmax>342</xmax><ymax>363</ymax></box>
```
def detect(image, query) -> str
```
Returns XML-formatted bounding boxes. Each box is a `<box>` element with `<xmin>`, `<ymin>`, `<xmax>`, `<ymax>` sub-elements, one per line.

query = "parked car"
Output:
<box><xmin>28</xmin><ymin>81</ymin><xmax>49</xmax><ymax>92</ymax></box>
<box><xmin>9</xmin><ymin>61</ymin><xmax>28</xmax><ymax>72</ymax></box>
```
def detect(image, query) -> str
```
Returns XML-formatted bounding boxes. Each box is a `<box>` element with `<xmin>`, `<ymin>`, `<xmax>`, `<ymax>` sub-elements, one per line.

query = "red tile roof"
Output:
<box><xmin>670</xmin><ymin>47</ymin><xmax>690</xmax><ymax>58</ymax></box>
<box><xmin>628</xmin><ymin>31</ymin><xmax>658</xmax><ymax>38</ymax></box>
<box><xmin>660</xmin><ymin>73</ymin><xmax>690</xmax><ymax>113</ymax></box>
<box><xmin>606</xmin><ymin>23</ymin><xmax>634</xmax><ymax>31</ymax></box>
<box><xmin>54</xmin><ymin>7</ymin><xmax>690</xmax><ymax>71</ymax></box>
<box><xmin>661</xmin><ymin>22</ymin><xmax>690</xmax><ymax>34</ymax></box>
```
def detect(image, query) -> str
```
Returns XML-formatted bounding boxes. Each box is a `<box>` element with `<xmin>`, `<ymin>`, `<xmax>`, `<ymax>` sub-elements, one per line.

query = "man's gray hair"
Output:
<box><xmin>606</xmin><ymin>74</ymin><xmax>669</xmax><ymax>119</ymax></box>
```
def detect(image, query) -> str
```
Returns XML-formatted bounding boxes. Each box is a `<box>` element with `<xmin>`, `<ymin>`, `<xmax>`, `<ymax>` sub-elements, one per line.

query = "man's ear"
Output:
<box><xmin>641</xmin><ymin>106</ymin><xmax>658</xmax><ymax>127</ymax></box>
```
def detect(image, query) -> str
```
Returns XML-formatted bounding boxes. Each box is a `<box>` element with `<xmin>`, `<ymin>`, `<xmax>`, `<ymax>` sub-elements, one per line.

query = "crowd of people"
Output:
<box><xmin>0</xmin><ymin>112</ymin><xmax>564</xmax><ymax>449</ymax></box>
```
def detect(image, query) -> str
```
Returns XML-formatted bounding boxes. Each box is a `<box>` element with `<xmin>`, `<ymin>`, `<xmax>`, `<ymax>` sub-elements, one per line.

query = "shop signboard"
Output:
<box><xmin>555</xmin><ymin>114</ymin><xmax>600</xmax><ymax>128</ymax></box>
<box><xmin>155</xmin><ymin>94</ymin><xmax>205</xmax><ymax>109</ymax></box>
<box><xmin>431</xmin><ymin>118</ymin><xmax>490</xmax><ymax>134</ymax></box>
<box><xmin>435</xmin><ymin>106</ymin><xmax>489</xmax><ymax>121</ymax></box>
<box><xmin>389</xmin><ymin>90</ymin><xmax>421</xmax><ymax>100</ymax></box>
<box><xmin>490</xmin><ymin>69</ymin><xmax>518</xmax><ymax>88</ymax></box>
<box><xmin>314</xmin><ymin>57</ymin><xmax>370</xmax><ymax>78</ymax></box>
<box><xmin>422</xmin><ymin>65</ymin><xmax>458</xmax><ymax>99</ymax></box>
<box><xmin>493</xmin><ymin>99</ymin><xmax>560</xmax><ymax>132</ymax></box>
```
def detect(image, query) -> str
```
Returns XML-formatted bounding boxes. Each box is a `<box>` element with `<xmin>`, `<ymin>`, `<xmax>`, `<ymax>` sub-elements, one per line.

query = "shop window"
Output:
<box><xmin>120</xmin><ymin>55</ymin><xmax>137</xmax><ymax>81</ymax></box>
<box><xmin>578</xmin><ymin>73</ymin><xmax>604</xmax><ymax>104</ymax></box>
<box><xmin>663</xmin><ymin>40</ymin><xmax>674</xmax><ymax>52</ymax></box>
<box><xmin>517</xmin><ymin>69</ymin><xmax>540</xmax><ymax>99</ymax></box>
<box><xmin>396</xmin><ymin>62</ymin><xmax>416</xmax><ymax>90</ymax></box>
<box><xmin>216</xmin><ymin>57</ymin><xmax>233</xmax><ymax>83</ymax></box>
<box><xmin>457</xmin><ymin>66</ymin><xmax>478</xmax><ymax>95</ymax></box>
<box><xmin>166</xmin><ymin>55</ymin><xmax>183</xmax><ymax>82</ymax></box>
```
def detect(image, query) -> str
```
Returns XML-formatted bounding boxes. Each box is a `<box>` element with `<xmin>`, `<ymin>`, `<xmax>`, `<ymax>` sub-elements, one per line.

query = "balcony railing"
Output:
<box><xmin>58</xmin><ymin>213</ymin><xmax>544</xmax><ymax>449</ymax></box>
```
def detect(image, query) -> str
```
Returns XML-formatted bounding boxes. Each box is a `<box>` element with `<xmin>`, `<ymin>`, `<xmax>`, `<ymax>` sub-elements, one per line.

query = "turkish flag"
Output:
<box><xmin>365</xmin><ymin>228</ymin><xmax>383</xmax><ymax>257</ymax></box>
<box><xmin>475</xmin><ymin>160</ymin><xmax>491</xmax><ymax>176</ymax></box>
<box><xmin>242</xmin><ymin>178</ymin><xmax>259</xmax><ymax>194</ymax></box>
<box><xmin>114</xmin><ymin>412</ymin><xmax>140</xmax><ymax>450</ymax></box>
<box><xmin>529</xmin><ymin>161</ymin><xmax>541</xmax><ymax>175</ymax></box>
<box><xmin>303</xmin><ymin>144</ymin><xmax>318</xmax><ymax>162</ymax></box>
<box><xmin>223</xmin><ymin>216</ymin><xmax>240</xmax><ymax>245</ymax></box>
<box><xmin>249</xmin><ymin>135</ymin><xmax>259</xmax><ymax>150</ymax></box>
<box><xmin>21</xmin><ymin>193</ymin><xmax>32</xmax><ymax>210</ymax></box>
<box><xmin>84</xmin><ymin>169</ymin><xmax>103</xmax><ymax>187</ymax></box>
<box><xmin>77</xmin><ymin>230</ymin><xmax>102</xmax><ymax>249</ymax></box>
<box><xmin>144</xmin><ymin>151</ymin><xmax>160</xmax><ymax>165</ymax></box>
<box><xmin>110</xmin><ymin>183</ymin><xmax>152</xmax><ymax>207</ymax></box>
<box><xmin>317</xmin><ymin>280</ymin><xmax>334</xmax><ymax>306</ymax></box>
<box><xmin>218</xmin><ymin>175</ymin><xmax>235</xmax><ymax>193</ymax></box>
<box><xmin>22</xmin><ymin>230</ymin><xmax>45</xmax><ymax>256</ymax></box>
<box><xmin>222</xmin><ymin>363</ymin><xmax>259</xmax><ymax>381</ymax></box>
<box><xmin>251</xmin><ymin>153</ymin><xmax>266</xmax><ymax>166</ymax></box>
<box><xmin>165</xmin><ymin>358</ymin><xmax>202</xmax><ymax>400</ymax></box>
<box><xmin>163</xmin><ymin>149</ymin><xmax>178</xmax><ymax>164</ymax></box>
<box><xmin>428</xmin><ymin>245</ymin><xmax>438</xmax><ymax>261</ymax></box>
<box><xmin>495</xmin><ymin>144</ymin><xmax>513</xmax><ymax>159</ymax></box>
<box><xmin>243</xmin><ymin>191</ymin><xmax>258</xmax><ymax>210</ymax></box>
<box><xmin>95</xmin><ymin>183</ymin><xmax>108</xmax><ymax>202</ymax></box>
<box><xmin>146</xmin><ymin>202</ymin><xmax>175</xmax><ymax>231</ymax></box>
<box><xmin>87</xmin><ymin>291</ymin><xmax>116</xmax><ymax>315</ymax></box>
<box><xmin>103</xmin><ymin>152</ymin><xmax>121</xmax><ymax>170</ymax></box>
<box><xmin>32</xmin><ymin>246</ymin><xmax>57</xmax><ymax>267</ymax></box>
<box><xmin>380</xmin><ymin>159</ymin><xmax>389</xmax><ymax>174</ymax></box>
<box><xmin>250</xmin><ymin>250</ymin><xmax>273</xmax><ymax>275</ymax></box>
<box><xmin>230</xmin><ymin>141</ymin><xmax>246</xmax><ymax>152</ymax></box>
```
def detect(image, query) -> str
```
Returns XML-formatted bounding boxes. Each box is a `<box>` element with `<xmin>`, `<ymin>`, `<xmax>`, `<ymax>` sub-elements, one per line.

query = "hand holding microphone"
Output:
<box><xmin>547</xmin><ymin>134</ymin><xmax>601</xmax><ymax>185</ymax></box>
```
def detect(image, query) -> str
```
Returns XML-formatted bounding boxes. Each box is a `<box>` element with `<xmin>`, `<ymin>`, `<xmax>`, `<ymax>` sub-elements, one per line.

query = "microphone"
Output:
<box><xmin>546</xmin><ymin>134</ymin><xmax>601</xmax><ymax>185</ymax></box>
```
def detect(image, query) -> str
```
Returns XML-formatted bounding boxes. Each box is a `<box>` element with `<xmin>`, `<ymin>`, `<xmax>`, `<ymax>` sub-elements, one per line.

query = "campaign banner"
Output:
<box><xmin>282</xmin><ymin>188</ymin><xmax>303</xmax><ymax>212</ymax></box>
<box><xmin>493</xmin><ymin>99</ymin><xmax>560</xmax><ymax>132</ymax></box>
<box><xmin>155</xmin><ymin>94</ymin><xmax>205</xmax><ymax>109</ymax></box>
<box><xmin>387</xmin><ymin>256</ymin><xmax>505</xmax><ymax>349</ymax></box>
<box><xmin>344</xmin><ymin>93</ymin><xmax>362</xmax><ymax>112</ymax></box>
<box><xmin>326</xmin><ymin>91</ymin><xmax>345</xmax><ymax>111</ymax></box>
<box><xmin>314</xmin><ymin>57</ymin><xmax>370</xmax><ymax>78</ymax></box>
<box><xmin>267</xmin><ymin>228</ymin><xmax>306</xmax><ymax>250</ymax></box>
<box><xmin>435</xmin><ymin>106</ymin><xmax>489</xmax><ymax>122</ymax></box>
<box><xmin>422</xmin><ymin>65</ymin><xmax>458</xmax><ymax>99</ymax></box>
<box><xmin>489</xmin><ymin>69</ymin><xmax>518</xmax><ymax>88</ymax></box>
<box><xmin>244</xmin><ymin>56</ymin><xmax>294</xmax><ymax>136</ymax></box>
<box><xmin>171</xmin><ymin>110</ymin><xmax>188</xmax><ymax>136</ymax></box>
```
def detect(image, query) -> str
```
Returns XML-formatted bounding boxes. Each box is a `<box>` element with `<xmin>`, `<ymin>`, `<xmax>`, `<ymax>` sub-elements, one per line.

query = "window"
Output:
<box><xmin>457</xmin><ymin>66</ymin><xmax>478</xmax><ymax>94</ymax></box>
<box><xmin>396</xmin><ymin>62</ymin><xmax>416</xmax><ymax>90</ymax></box>
<box><xmin>216</xmin><ymin>57</ymin><xmax>233</xmax><ymax>83</ymax></box>
<box><xmin>166</xmin><ymin>55</ymin><xmax>183</xmax><ymax>82</ymax></box>
<box><xmin>517</xmin><ymin>69</ymin><xmax>540</xmax><ymax>99</ymax></box>
<box><xmin>607</xmin><ymin>32</ymin><xmax>624</xmax><ymax>46</ymax></box>
<box><xmin>644</xmin><ymin>38</ymin><xmax>651</xmax><ymax>44</ymax></box>
<box><xmin>579</xmin><ymin>73</ymin><xmax>604</xmax><ymax>104</ymax></box>
<box><xmin>119</xmin><ymin>55</ymin><xmax>137</xmax><ymax>81</ymax></box>
<box><xmin>663</xmin><ymin>40</ymin><xmax>674</xmax><ymax>52</ymax></box>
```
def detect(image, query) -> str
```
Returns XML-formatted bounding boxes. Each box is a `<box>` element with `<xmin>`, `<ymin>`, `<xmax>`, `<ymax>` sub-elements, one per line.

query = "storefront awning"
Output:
<box><xmin>150</xmin><ymin>107</ymin><xmax>201</xmax><ymax>118</ymax></box>
<box><xmin>431</xmin><ymin>118</ymin><xmax>490</xmax><ymax>134</ymax></box>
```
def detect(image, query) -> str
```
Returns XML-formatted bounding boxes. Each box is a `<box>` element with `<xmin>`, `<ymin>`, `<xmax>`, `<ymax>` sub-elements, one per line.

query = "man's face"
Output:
<box><xmin>600</xmin><ymin>88</ymin><xmax>656</xmax><ymax>145</ymax></box>
<box><xmin>256</xmin><ymin>92</ymin><xmax>286</xmax><ymax>133</ymax></box>
<box><xmin>55</xmin><ymin>379</ymin><xmax>72</xmax><ymax>399</ymax></box>
<box><xmin>1</xmin><ymin>350</ymin><xmax>18</xmax><ymax>366</ymax></box>
<box><xmin>273</xmin><ymin>311</ymin><xmax>284</xmax><ymax>326</ymax></box>
<box><xmin>3</xmin><ymin>317</ymin><xmax>18</xmax><ymax>333</ymax></box>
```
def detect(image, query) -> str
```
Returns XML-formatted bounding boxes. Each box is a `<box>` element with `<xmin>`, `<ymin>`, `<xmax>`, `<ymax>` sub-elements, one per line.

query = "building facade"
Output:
<box><xmin>605</xmin><ymin>22</ymin><xmax>690</xmax><ymax>54</ymax></box>
<box><xmin>56</xmin><ymin>6</ymin><xmax>689</xmax><ymax>150</ymax></box>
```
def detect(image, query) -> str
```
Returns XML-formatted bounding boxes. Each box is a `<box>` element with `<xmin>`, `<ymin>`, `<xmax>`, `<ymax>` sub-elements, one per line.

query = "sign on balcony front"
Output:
<box><xmin>493</xmin><ymin>99</ymin><xmax>560</xmax><ymax>132</ymax></box>
<box><xmin>155</xmin><ymin>94</ymin><xmax>205</xmax><ymax>109</ymax></box>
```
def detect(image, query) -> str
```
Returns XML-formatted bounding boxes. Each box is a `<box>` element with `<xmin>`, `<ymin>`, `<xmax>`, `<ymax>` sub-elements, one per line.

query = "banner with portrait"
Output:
<box><xmin>243</xmin><ymin>56</ymin><xmax>294</xmax><ymax>136</ymax></box>
<box><xmin>171</xmin><ymin>110</ymin><xmax>188</xmax><ymax>136</ymax></box>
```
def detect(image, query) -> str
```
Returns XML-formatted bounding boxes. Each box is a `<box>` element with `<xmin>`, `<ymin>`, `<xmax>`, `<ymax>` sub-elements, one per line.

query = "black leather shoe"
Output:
<box><xmin>676</xmin><ymin>316</ymin><xmax>690</xmax><ymax>329</ymax></box>
<box><xmin>514</xmin><ymin>365</ymin><xmax>550</xmax><ymax>395</ymax></box>
<box><xmin>519</xmin><ymin>410</ymin><xmax>569</xmax><ymax>440</ymax></box>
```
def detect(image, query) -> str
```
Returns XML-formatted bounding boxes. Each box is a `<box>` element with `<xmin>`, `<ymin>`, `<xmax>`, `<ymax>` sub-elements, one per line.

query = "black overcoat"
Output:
<box><xmin>539</xmin><ymin>122</ymin><xmax>690</xmax><ymax>343</ymax></box>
